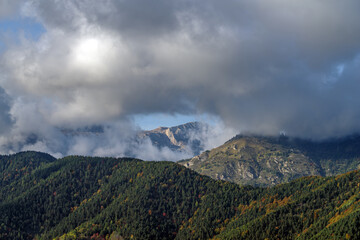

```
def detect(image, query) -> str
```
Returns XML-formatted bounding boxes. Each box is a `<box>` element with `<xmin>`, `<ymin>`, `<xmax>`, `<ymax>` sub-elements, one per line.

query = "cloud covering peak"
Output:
<box><xmin>0</xmin><ymin>0</ymin><xmax>360</xmax><ymax>158</ymax></box>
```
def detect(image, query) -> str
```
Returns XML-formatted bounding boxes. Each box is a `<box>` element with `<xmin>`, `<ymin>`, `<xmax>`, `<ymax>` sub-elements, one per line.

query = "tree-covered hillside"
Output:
<box><xmin>1</xmin><ymin>151</ymin><xmax>360</xmax><ymax>239</ymax></box>
<box><xmin>0</xmin><ymin>151</ymin><xmax>56</xmax><ymax>190</ymax></box>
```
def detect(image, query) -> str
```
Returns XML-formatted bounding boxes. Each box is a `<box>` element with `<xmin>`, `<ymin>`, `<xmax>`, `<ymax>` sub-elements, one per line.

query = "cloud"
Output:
<box><xmin>0</xmin><ymin>87</ymin><xmax>13</xmax><ymax>134</ymax></box>
<box><xmin>0</xmin><ymin>0</ymin><xmax>23</xmax><ymax>19</ymax></box>
<box><xmin>0</xmin><ymin>0</ymin><xmax>360</xmax><ymax>161</ymax></box>
<box><xmin>0</xmin><ymin>114</ymin><xmax>227</xmax><ymax>161</ymax></box>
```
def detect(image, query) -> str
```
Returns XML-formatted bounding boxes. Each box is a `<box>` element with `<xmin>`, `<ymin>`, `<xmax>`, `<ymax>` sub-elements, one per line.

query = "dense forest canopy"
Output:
<box><xmin>0</xmin><ymin>151</ymin><xmax>359</xmax><ymax>239</ymax></box>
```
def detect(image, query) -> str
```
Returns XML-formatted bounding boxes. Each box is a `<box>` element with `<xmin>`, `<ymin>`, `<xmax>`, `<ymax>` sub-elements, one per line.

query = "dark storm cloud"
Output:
<box><xmin>1</xmin><ymin>0</ymin><xmax>360</xmax><ymax>159</ymax></box>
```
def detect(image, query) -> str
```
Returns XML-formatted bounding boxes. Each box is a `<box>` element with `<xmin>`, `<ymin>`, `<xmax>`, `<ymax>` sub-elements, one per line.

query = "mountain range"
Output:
<box><xmin>61</xmin><ymin>122</ymin><xmax>206</xmax><ymax>157</ymax></box>
<box><xmin>1</xmin><ymin>151</ymin><xmax>360</xmax><ymax>239</ymax></box>
<box><xmin>61</xmin><ymin>122</ymin><xmax>360</xmax><ymax>186</ymax></box>
<box><xmin>3</xmin><ymin>122</ymin><xmax>360</xmax><ymax>239</ymax></box>
<box><xmin>55</xmin><ymin>123</ymin><xmax>360</xmax><ymax>187</ymax></box>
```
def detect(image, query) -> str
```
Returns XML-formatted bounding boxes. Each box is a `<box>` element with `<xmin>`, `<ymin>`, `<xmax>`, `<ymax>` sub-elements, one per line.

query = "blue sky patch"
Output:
<box><xmin>0</xmin><ymin>16</ymin><xmax>45</xmax><ymax>50</ymax></box>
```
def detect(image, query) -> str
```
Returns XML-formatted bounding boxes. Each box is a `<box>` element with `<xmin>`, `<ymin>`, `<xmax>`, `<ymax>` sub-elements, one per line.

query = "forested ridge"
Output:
<box><xmin>0</xmin><ymin>151</ymin><xmax>359</xmax><ymax>239</ymax></box>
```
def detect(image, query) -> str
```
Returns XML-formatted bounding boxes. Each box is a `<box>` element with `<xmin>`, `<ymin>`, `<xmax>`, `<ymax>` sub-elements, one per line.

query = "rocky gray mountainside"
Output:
<box><xmin>137</xmin><ymin>122</ymin><xmax>205</xmax><ymax>155</ymax></box>
<box><xmin>178</xmin><ymin>134</ymin><xmax>360</xmax><ymax>186</ymax></box>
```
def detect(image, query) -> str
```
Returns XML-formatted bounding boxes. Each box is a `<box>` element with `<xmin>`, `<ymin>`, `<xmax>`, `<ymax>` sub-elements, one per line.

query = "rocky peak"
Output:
<box><xmin>138</xmin><ymin>122</ymin><xmax>205</xmax><ymax>155</ymax></box>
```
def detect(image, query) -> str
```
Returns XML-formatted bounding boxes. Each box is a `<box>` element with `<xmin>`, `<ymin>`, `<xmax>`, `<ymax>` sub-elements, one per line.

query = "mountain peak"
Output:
<box><xmin>139</xmin><ymin>122</ymin><xmax>205</xmax><ymax>154</ymax></box>
<box><xmin>179</xmin><ymin>134</ymin><xmax>360</xmax><ymax>186</ymax></box>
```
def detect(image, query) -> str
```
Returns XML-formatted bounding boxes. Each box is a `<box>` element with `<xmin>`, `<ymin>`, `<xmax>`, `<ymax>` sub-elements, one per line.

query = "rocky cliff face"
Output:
<box><xmin>138</xmin><ymin>122</ymin><xmax>205</xmax><ymax>155</ymax></box>
<box><xmin>179</xmin><ymin>135</ymin><xmax>360</xmax><ymax>186</ymax></box>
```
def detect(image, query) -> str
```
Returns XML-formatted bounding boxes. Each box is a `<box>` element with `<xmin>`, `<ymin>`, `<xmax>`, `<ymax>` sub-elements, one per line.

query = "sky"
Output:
<box><xmin>0</xmin><ymin>0</ymin><xmax>360</xmax><ymax>159</ymax></box>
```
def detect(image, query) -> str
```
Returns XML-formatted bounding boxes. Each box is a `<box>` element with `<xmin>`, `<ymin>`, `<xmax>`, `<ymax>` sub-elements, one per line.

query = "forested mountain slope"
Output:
<box><xmin>0</xmin><ymin>151</ymin><xmax>56</xmax><ymax>189</ymax></box>
<box><xmin>0</xmin><ymin>152</ymin><xmax>257</xmax><ymax>240</ymax></box>
<box><xmin>1</xmin><ymin>151</ymin><xmax>360</xmax><ymax>239</ymax></box>
<box><xmin>211</xmin><ymin>170</ymin><xmax>360</xmax><ymax>239</ymax></box>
